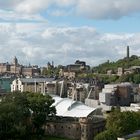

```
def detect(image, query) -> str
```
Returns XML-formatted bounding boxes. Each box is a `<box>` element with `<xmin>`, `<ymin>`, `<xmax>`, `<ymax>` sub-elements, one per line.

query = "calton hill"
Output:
<box><xmin>90</xmin><ymin>55</ymin><xmax>140</xmax><ymax>84</ymax></box>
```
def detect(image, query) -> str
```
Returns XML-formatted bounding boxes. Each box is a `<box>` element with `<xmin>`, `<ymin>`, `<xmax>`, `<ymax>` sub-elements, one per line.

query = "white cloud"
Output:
<box><xmin>15</xmin><ymin>0</ymin><xmax>51</xmax><ymax>14</ymax></box>
<box><xmin>0</xmin><ymin>10</ymin><xmax>45</xmax><ymax>22</ymax></box>
<box><xmin>0</xmin><ymin>23</ymin><xmax>140</xmax><ymax>66</ymax></box>
<box><xmin>76</xmin><ymin>0</ymin><xmax>140</xmax><ymax>19</ymax></box>
<box><xmin>0</xmin><ymin>0</ymin><xmax>21</xmax><ymax>9</ymax></box>
<box><xmin>0</xmin><ymin>0</ymin><xmax>140</xmax><ymax>20</ymax></box>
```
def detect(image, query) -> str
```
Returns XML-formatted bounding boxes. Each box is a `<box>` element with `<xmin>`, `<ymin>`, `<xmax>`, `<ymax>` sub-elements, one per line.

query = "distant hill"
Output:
<box><xmin>93</xmin><ymin>55</ymin><xmax>140</xmax><ymax>74</ymax></box>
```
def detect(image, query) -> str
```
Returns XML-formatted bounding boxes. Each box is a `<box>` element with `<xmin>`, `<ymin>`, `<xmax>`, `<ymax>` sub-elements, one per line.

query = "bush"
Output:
<box><xmin>94</xmin><ymin>130</ymin><xmax>117</xmax><ymax>140</ymax></box>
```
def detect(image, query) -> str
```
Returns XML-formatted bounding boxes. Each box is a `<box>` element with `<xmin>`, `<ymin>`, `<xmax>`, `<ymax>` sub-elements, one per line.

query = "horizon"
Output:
<box><xmin>1</xmin><ymin>51</ymin><xmax>139</xmax><ymax>68</ymax></box>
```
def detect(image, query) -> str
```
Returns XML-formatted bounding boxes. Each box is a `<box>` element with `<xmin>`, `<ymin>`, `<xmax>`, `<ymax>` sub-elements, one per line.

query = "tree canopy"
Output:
<box><xmin>0</xmin><ymin>92</ymin><xmax>56</xmax><ymax>140</ymax></box>
<box><xmin>94</xmin><ymin>108</ymin><xmax>140</xmax><ymax>140</ymax></box>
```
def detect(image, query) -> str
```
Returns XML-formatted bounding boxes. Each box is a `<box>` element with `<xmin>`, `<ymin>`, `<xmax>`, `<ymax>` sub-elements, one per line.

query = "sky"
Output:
<box><xmin>0</xmin><ymin>0</ymin><xmax>140</xmax><ymax>67</ymax></box>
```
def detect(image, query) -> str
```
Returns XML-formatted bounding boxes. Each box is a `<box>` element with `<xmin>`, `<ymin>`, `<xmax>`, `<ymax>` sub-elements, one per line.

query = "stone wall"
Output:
<box><xmin>45</xmin><ymin>117</ymin><xmax>105</xmax><ymax>140</ymax></box>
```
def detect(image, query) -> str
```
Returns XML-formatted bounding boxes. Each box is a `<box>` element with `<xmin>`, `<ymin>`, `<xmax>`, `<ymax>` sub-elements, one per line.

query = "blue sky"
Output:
<box><xmin>0</xmin><ymin>0</ymin><xmax>140</xmax><ymax>66</ymax></box>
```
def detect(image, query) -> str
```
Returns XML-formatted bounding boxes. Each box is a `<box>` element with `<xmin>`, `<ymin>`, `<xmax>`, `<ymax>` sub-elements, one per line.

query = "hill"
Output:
<box><xmin>93</xmin><ymin>55</ymin><xmax>140</xmax><ymax>74</ymax></box>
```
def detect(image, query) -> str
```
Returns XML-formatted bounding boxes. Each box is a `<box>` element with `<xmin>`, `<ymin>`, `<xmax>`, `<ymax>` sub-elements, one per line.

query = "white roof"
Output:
<box><xmin>52</xmin><ymin>96</ymin><xmax>96</xmax><ymax>118</ymax></box>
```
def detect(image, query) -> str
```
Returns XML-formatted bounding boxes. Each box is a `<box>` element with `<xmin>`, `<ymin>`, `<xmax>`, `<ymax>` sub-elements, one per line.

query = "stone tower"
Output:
<box><xmin>13</xmin><ymin>56</ymin><xmax>18</xmax><ymax>66</ymax></box>
<box><xmin>127</xmin><ymin>46</ymin><xmax>129</xmax><ymax>59</ymax></box>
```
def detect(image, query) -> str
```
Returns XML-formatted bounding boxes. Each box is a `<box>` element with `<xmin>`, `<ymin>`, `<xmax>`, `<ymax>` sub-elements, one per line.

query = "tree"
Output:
<box><xmin>0</xmin><ymin>92</ymin><xmax>30</xmax><ymax>139</ymax></box>
<box><xmin>94</xmin><ymin>130</ymin><xmax>117</xmax><ymax>140</ymax></box>
<box><xmin>133</xmin><ymin>74</ymin><xmax>140</xmax><ymax>84</ymax></box>
<box><xmin>95</xmin><ymin>109</ymin><xmax>140</xmax><ymax>140</ymax></box>
<box><xmin>106</xmin><ymin>110</ymin><xmax>140</xmax><ymax>137</ymax></box>
<box><xmin>26</xmin><ymin>92</ymin><xmax>56</xmax><ymax>135</ymax></box>
<box><xmin>0</xmin><ymin>92</ymin><xmax>56</xmax><ymax>139</ymax></box>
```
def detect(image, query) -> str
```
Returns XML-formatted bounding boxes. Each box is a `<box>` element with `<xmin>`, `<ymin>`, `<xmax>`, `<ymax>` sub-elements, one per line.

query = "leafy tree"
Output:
<box><xmin>26</xmin><ymin>92</ymin><xmax>56</xmax><ymax>135</ymax></box>
<box><xmin>95</xmin><ymin>109</ymin><xmax>140</xmax><ymax>140</ymax></box>
<box><xmin>0</xmin><ymin>92</ymin><xmax>56</xmax><ymax>139</ymax></box>
<box><xmin>106</xmin><ymin>110</ymin><xmax>140</xmax><ymax>137</ymax></box>
<box><xmin>0</xmin><ymin>92</ymin><xmax>30</xmax><ymax>139</ymax></box>
<box><xmin>94</xmin><ymin>130</ymin><xmax>117</xmax><ymax>140</ymax></box>
<box><xmin>133</xmin><ymin>74</ymin><xmax>140</xmax><ymax>84</ymax></box>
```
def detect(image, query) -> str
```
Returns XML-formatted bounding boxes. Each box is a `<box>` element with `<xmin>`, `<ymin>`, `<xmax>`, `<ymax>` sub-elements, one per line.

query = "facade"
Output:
<box><xmin>0</xmin><ymin>57</ymin><xmax>40</xmax><ymax>77</ymax></box>
<box><xmin>59</xmin><ymin>60</ymin><xmax>90</xmax><ymax>79</ymax></box>
<box><xmin>11</xmin><ymin>78</ymin><xmax>68</xmax><ymax>97</ymax></box>
<box><xmin>11</xmin><ymin>78</ymin><xmax>55</xmax><ymax>93</ymax></box>
<box><xmin>117</xmin><ymin>67</ymin><xmax>124</xmax><ymax>76</ymax></box>
<box><xmin>67</xmin><ymin>83</ymin><xmax>89</xmax><ymax>103</ymax></box>
<box><xmin>45</xmin><ymin>117</ymin><xmax>105</xmax><ymax>140</ymax></box>
<box><xmin>0</xmin><ymin>63</ymin><xmax>10</xmax><ymax>73</ymax></box>
<box><xmin>21</xmin><ymin>66</ymin><xmax>40</xmax><ymax>77</ymax></box>
<box><xmin>99</xmin><ymin>83</ymin><xmax>133</xmax><ymax>106</ymax></box>
<box><xmin>117</xmin><ymin>66</ymin><xmax>140</xmax><ymax>76</ymax></box>
<box><xmin>0</xmin><ymin>78</ymin><xmax>13</xmax><ymax>94</ymax></box>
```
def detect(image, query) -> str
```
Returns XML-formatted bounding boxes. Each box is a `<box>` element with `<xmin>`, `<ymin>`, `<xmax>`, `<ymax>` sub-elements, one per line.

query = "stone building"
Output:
<box><xmin>21</xmin><ymin>66</ymin><xmax>40</xmax><ymax>77</ymax></box>
<box><xmin>11</xmin><ymin>78</ymin><xmax>68</xmax><ymax>97</ymax></box>
<box><xmin>11</xmin><ymin>78</ymin><xmax>55</xmax><ymax>93</ymax></box>
<box><xmin>45</xmin><ymin>117</ymin><xmax>105</xmax><ymax>140</ymax></box>
<box><xmin>0</xmin><ymin>57</ymin><xmax>40</xmax><ymax>77</ymax></box>
<box><xmin>45</xmin><ymin>96</ymin><xmax>105</xmax><ymax>140</ymax></box>
<box><xmin>0</xmin><ymin>63</ymin><xmax>10</xmax><ymax>73</ymax></box>
<box><xmin>99</xmin><ymin>83</ymin><xmax>133</xmax><ymax>106</ymax></box>
<box><xmin>67</xmin><ymin>83</ymin><xmax>89</xmax><ymax>103</ymax></box>
<box><xmin>59</xmin><ymin>60</ymin><xmax>90</xmax><ymax>79</ymax></box>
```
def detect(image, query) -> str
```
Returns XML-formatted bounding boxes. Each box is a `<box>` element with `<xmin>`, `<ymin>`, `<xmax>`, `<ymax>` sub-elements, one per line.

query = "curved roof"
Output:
<box><xmin>52</xmin><ymin>96</ymin><xmax>96</xmax><ymax>118</ymax></box>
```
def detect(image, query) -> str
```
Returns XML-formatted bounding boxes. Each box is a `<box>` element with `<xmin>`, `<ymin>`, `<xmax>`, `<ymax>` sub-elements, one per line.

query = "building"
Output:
<box><xmin>0</xmin><ymin>57</ymin><xmax>40</xmax><ymax>77</ymax></box>
<box><xmin>0</xmin><ymin>78</ymin><xmax>13</xmax><ymax>94</ymax></box>
<box><xmin>45</xmin><ymin>96</ymin><xmax>105</xmax><ymax>140</ymax></box>
<box><xmin>59</xmin><ymin>60</ymin><xmax>90</xmax><ymax>79</ymax></box>
<box><xmin>67</xmin><ymin>83</ymin><xmax>89</xmax><ymax>103</ymax></box>
<box><xmin>99</xmin><ymin>83</ymin><xmax>133</xmax><ymax>106</ymax></box>
<box><xmin>21</xmin><ymin>66</ymin><xmax>40</xmax><ymax>77</ymax></box>
<box><xmin>0</xmin><ymin>63</ymin><xmax>10</xmax><ymax>73</ymax></box>
<box><xmin>59</xmin><ymin>68</ymin><xmax>76</xmax><ymax>79</ymax></box>
<box><xmin>11</xmin><ymin>78</ymin><xmax>68</xmax><ymax>97</ymax></box>
<box><xmin>11</xmin><ymin>78</ymin><xmax>55</xmax><ymax>93</ymax></box>
<box><xmin>117</xmin><ymin>67</ymin><xmax>124</xmax><ymax>76</ymax></box>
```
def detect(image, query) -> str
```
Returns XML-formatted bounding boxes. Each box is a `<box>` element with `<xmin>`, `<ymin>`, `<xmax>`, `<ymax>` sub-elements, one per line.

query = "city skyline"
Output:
<box><xmin>0</xmin><ymin>0</ymin><xmax>140</xmax><ymax>66</ymax></box>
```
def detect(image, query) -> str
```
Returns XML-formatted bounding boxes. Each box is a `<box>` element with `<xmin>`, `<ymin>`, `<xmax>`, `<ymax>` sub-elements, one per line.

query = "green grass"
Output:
<box><xmin>29</xmin><ymin>135</ymin><xmax>71</xmax><ymax>140</ymax></box>
<box><xmin>129</xmin><ymin>137</ymin><xmax>140</xmax><ymax>140</ymax></box>
<box><xmin>46</xmin><ymin>136</ymin><xmax>70</xmax><ymax>140</ymax></box>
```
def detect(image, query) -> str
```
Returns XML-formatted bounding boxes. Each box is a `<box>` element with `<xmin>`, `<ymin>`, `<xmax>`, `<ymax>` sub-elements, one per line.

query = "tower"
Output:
<box><xmin>13</xmin><ymin>56</ymin><xmax>18</xmax><ymax>66</ymax></box>
<box><xmin>127</xmin><ymin>46</ymin><xmax>129</xmax><ymax>59</ymax></box>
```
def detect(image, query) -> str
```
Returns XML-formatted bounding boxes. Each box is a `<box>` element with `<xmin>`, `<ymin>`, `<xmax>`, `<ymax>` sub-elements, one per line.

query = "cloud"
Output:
<box><xmin>0</xmin><ymin>23</ymin><xmax>140</xmax><ymax>66</ymax></box>
<box><xmin>15</xmin><ymin>0</ymin><xmax>51</xmax><ymax>14</ymax></box>
<box><xmin>76</xmin><ymin>0</ymin><xmax>140</xmax><ymax>19</ymax></box>
<box><xmin>0</xmin><ymin>10</ymin><xmax>45</xmax><ymax>22</ymax></box>
<box><xmin>0</xmin><ymin>0</ymin><xmax>140</xmax><ymax>20</ymax></box>
<box><xmin>0</xmin><ymin>0</ymin><xmax>21</xmax><ymax>9</ymax></box>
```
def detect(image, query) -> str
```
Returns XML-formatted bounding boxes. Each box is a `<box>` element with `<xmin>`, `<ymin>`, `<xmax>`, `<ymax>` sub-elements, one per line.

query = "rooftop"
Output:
<box><xmin>52</xmin><ymin>95</ymin><xmax>96</xmax><ymax>118</ymax></box>
<box><xmin>19</xmin><ymin>78</ymin><xmax>55</xmax><ymax>83</ymax></box>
